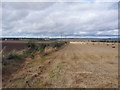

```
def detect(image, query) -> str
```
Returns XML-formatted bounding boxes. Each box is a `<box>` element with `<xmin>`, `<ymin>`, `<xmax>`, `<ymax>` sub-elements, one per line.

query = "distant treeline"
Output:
<box><xmin>1</xmin><ymin>38</ymin><xmax>57</xmax><ymax>41</ymax></box>
<box><xmin>91</xmin><ymin>40</ymin><xmax>120</xmax><ymax>43</ymax></box>
<box><xmin>1</xmin><ymin>38</ymin><xmax>120</xmax><ymax>43</ymax></box>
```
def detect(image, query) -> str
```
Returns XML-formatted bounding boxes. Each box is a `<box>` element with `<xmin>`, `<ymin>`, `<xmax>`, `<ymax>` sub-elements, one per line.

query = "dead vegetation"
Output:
<box><xmin>2</xmin><ymin>41</ymin><xmax>118</xmax><ymax>88</ymax></box>
<box><xmin>2</xmin><ymin>41</ymin><xmax>67</xmax><ymax>85</ymax></box>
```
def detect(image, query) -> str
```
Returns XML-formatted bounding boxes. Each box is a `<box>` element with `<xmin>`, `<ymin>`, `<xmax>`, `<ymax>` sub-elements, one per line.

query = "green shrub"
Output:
<box><xmin>6</xmin><ymin>41</ymin><xmax>68</xmax><ymax>60</ymax></box>
<box><xmin>38</xmin><ymin>43</ymin><xmax>47</xmax><ymax>51</ymax></box>
<box><xmin>22</xmin><ymin>50</ymin><xmax>30</xmax><ymax>58</ymax></box>
<box><xmin>27</xmin><ymin>41</ymin><xmax>38</xmax><ymax>50</ymax></box>
<box><xmin>11</xmin><ymin>41</ymin><xmax>67</xmax><ymax>59</ymax></box>
<box><xmin>7</xmin><ymin>52</ymin><xmax>24</xmax><ymax>60</ymax></box>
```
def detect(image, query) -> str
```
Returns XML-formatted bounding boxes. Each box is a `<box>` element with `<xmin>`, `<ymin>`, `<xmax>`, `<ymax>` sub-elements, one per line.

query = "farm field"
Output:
<box><xmin>2</xmin><ymin>41</ymin><xmax>118</xmax><ymax>88</ymax></box>
<box><xmin>2</xmin><ymin>1</ymin><xmax>119</xmax><ymax>89</ymax></box>
<box><xmin>1</xmin><ymin>40</ymin><xmax>57</xmax><ymax>53</ymax></box>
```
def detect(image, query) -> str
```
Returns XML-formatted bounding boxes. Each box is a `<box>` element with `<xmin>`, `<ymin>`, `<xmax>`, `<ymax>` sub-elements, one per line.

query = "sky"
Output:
<box><xmin>1</xmin><ymin>0</ymin><xmax>119</xmax><ymax>38</ymax></box>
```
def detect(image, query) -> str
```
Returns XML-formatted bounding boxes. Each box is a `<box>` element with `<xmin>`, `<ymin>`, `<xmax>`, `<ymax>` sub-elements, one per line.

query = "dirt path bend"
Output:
<box><xmin>4</xmin><ymin>42</ymin><xmax>118</xmax><ymax>88</ymax></box>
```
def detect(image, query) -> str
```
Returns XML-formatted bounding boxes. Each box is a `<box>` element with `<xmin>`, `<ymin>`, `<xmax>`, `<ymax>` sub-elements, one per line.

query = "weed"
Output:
<box><xmin>49</xmin><ymin>64</ymin><xmax>64</xmax><ymax>79</ymax></box>
<box><xmin>4</xmin><ymin>41</ymin><xmax>68</xmax><ymax>63</ymax></box>
<box><xmin>7</xmin><ymin>52</ymin><xmax>24</xmax><ymax>60</ymax></box>
<box><xmin>39</xmin><ymin>56</ymin><xmax>46</xmax><ymax>61</ymax></box>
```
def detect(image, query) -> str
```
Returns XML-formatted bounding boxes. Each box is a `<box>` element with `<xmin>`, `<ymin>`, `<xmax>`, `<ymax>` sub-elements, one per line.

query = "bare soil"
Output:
<box><xmin>1</xmin><ymin>41</ymin><xmax>56</xmax><ymax>53</ymax></box>
<box><xmin>3</xmin><ymin>42</ymin><xmax>118</xmax><ymax>88</ymax></box>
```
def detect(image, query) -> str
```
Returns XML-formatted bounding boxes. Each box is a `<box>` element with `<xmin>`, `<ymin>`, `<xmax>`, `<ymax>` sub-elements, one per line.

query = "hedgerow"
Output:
<box><xmin>6</xmin><ymin>41</ymin><xmax>68</xmax><ymax>60</ymax></box>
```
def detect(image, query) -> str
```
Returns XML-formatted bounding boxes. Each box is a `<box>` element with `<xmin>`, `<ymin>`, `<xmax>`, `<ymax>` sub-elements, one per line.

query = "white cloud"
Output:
<box><xmin>2</xmin><ymin>2</ymin><xmax>118</xmax><ymax>38</ymax></box>
<box><xmin>95</xmin><ymin>0</ymin><xmax>119</xmax><ymax>2</ymax></box>
<box><xmin>2</xmin><ymin>0</ymin><xmax>119</xmax><ymax>2</ymax></box>
<box><xmin>97</xmin><ymin>29</ymin><xmax>118</xmax><ymax>35</ymax></box>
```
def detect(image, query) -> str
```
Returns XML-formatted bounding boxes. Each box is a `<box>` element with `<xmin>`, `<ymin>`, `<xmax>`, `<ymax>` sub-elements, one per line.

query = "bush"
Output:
<box><xmin>38</xmin><ymin>43</ymin><xmax>47</xmax><ymax>52</ymax></box>
<box><xmin>7</xmin><ymin>52</ymin><xmax>24</xmax><ymax>60</ymax></box>
<box><xmin>27</xmin><ymin>41</ymin><xmax>38</xmax><ymax>50</ymax></box>
<box><xmin>6</xmin><ymin>41</ymin><xmax>68</xmax><ymax>60</ymax></box>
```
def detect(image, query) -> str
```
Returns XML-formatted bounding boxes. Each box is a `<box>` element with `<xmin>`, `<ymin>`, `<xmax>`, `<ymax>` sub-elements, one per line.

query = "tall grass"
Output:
<box><xmin>2</xmin><ymin>41</ymin><xmax>68</xmax><ymax>83</ymax></box>
<box><xmin>6</xmin><ymin>41</ymin><xmax>68</xmax><ymax>60</ymax></box>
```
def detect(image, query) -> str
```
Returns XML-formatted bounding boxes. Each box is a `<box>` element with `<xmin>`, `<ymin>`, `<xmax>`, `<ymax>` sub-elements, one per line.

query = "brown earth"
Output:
<box><xmin>1</xmin><ymin>41</ymin><xmax>57</xmax><ymax>53</ymax></box>
<box><xmin>3</xmin><ymin>42</ymin><xmax>118</xmax><ymax>88</ymax></box>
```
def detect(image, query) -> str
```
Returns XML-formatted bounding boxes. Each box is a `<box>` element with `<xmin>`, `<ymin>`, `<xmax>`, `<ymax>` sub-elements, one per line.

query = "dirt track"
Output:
<box><xmin>3</xmin><ymin>42</ymin><xmax>118</xmax><ymax>88</ymax></box>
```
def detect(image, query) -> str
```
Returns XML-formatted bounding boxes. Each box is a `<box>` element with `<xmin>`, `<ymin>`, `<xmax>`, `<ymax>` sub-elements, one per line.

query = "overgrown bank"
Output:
<box><xmin>2</xmin><ymin>41</ymin><xmax>68</xmax><ymax>83</ymax></box>
<box><xmin>3</xmin><ymin>41</ymin><xmax>68</xmax><ymax>60</ymax></box>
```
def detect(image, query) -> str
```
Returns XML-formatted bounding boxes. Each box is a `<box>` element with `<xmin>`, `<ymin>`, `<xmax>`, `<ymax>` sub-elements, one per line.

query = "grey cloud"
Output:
<box><xmin>2</xmin><ymin>2</ymin><xmax>118</xmax><ymax>38</ymax></box>
<box><xmin>2</xmin><ymin>2</ymin><xmax>55</xmax><ymax>11</ymax></box>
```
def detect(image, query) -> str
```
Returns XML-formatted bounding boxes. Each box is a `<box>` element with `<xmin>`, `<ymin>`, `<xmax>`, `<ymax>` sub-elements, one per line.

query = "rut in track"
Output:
<box><xmin>4</xmin><ymin>42</ymin><xmax>118</xmax><ymax>88</ymax></box>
